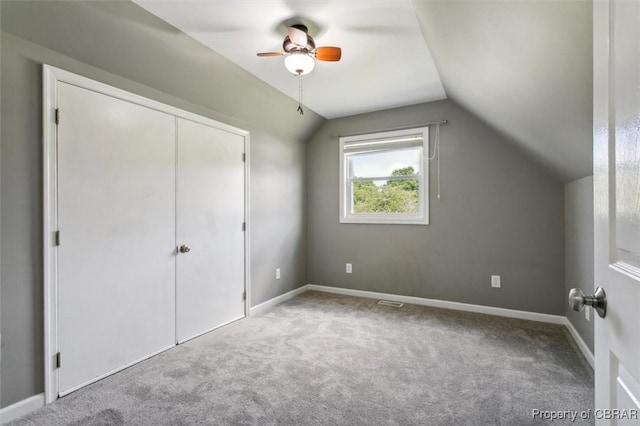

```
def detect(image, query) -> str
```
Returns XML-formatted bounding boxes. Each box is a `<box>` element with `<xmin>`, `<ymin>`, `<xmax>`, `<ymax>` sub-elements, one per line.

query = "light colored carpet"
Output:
<box><xmin>12</xmin><ymin>291</ymin><xmax>594</xmax><ymax>425</ymax></box>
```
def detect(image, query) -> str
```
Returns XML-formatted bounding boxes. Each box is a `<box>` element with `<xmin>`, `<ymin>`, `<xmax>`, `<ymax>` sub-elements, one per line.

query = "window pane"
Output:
<box><xmin>352</xmin><ymin>179</ymin><xmax>419</xmax><ymax>214</ymax></box>
<box><xmin>340</xmin><ymin>126</ymin><xmax>429</xmax><ymax>224</ymax></box>
<box><xmin>350</xmin><ymin>147</ymin><xmax>421</xmax><ymax>178</ymax></box>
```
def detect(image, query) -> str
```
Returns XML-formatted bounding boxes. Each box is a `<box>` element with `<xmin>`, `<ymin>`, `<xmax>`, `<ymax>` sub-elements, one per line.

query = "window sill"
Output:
<box><xmin>340</xmin><ymin>216</ymin><xmax>429</xmax><ymax>225</ymax></box>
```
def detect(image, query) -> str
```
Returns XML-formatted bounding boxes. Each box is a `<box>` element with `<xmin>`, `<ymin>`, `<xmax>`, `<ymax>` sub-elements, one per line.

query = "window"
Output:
<box><xmin>339</xmin><ymin>127</ymin><xmax>429</xmax><ymax>225</ymax></box>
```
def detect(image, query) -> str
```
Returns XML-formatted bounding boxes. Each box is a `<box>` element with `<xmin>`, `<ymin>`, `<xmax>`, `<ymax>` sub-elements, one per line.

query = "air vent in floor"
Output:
<box><xmin>377</xmin><ymin>300</ymin><xmax>404</xmax><ymax>308</ymax></box>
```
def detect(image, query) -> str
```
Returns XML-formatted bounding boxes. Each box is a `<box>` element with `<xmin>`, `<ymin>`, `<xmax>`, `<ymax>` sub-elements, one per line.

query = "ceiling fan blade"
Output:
<box><xmin>315</xmin><ymin>46</ymin><xmax>342</xmax><ymax>62</ymax></box>
<box><xmin>288</xmin><ymin>26</ymin><xmax>308</xmax><ymax>47</ymax></box>
<box><xmin>257</xmin><ymin>52</ymin><xmax>284</xmax><ymax>57</ymax></box>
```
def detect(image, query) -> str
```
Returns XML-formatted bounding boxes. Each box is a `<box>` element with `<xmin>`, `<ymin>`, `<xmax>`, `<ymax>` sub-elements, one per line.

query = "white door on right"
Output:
<box><xmin>176</xmin><ymin>118</ymin><xmax>246</xmax><ymax>343</ymax></box>
<box><xmin>593</xmin><ymin>0</ymin><xmax>640</xmax><ymax>423</ymax></box>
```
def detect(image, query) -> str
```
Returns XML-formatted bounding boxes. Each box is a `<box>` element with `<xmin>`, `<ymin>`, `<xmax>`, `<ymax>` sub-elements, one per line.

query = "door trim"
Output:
<box><xmin>42</xmin><ymin>65</ymin><xmax>251</xmax><ymax>404</ymax></box>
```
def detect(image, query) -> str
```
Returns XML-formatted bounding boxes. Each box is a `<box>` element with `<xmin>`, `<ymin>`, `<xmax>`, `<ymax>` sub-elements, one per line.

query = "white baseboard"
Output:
<box><xmin>563</xmin><ymin>318</ymin><xmax>595</xmax><ymax>369</ymax></box>
<box><xmin>0</xmin><ymin>393</ymin><xmax>45</xmax><ymax>424</ymax></box>
<box><xmin>307</xmin><ymin>284</ymin><xmax>595</xmax><ymax>368</ymax></box>
<box><xmin>307</xmin><ymin>284</ymin><xmax>566</xmax><ymax>324</ymax></box>
<box><xmin>249</xmin><ymin>285</ymin><xmax>309</xmax><ymax>316</ymax></box>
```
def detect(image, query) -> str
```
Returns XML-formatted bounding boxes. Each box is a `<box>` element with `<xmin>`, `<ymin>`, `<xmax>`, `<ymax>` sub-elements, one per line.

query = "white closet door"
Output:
<box><xmin>176</xmin><ymin>118</ymin><xmax>245</xmax><ymax>342</ymax></box>
<box><xmin>57</xmin><ymin>82</ymin><xmax>176</xmax><ymax>394</ymax></box>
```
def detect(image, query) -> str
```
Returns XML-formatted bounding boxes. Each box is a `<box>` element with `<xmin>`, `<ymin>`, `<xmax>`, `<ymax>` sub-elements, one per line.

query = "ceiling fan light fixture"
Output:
<box><xmin>284</xmin><ymin>51</ymin><xmax>315</xmax><ymax>75</ymax></box>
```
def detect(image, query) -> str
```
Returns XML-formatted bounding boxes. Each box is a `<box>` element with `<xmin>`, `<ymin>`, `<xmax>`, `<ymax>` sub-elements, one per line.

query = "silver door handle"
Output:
<box><xmin>178</xmin><ymin>244</ymin><xmax>191</xmax><ymax>254</ymax></box>
<box><xmin>568</xmin><ymin>286</ymin><xmax>607</xmax><ymax>318</ymax></box>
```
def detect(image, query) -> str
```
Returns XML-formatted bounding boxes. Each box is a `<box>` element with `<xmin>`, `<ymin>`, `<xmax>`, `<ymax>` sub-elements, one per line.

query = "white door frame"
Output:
<box><xmin>42</xmin><ymin>65</ymin><xmax>251</xmax><ymax>404</ymax></box>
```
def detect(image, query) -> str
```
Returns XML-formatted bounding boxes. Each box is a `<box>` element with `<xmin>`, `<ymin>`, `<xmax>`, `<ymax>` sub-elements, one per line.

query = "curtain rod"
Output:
<box><xmin>328</xmin><ymin>120</ymin><xmax>448</xmax><ymax>139</ymax></box>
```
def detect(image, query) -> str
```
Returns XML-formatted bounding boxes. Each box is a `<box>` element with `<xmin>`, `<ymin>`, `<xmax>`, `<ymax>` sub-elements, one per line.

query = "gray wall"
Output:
<box><xmin>564</xmin><ymin>176</ymin><xmax>594</xmax><ymax>353</ymax></box>
<box><xmin>307</xmin><ymin>100</ymin><xmax>565</xmax><ymax>314</ymax></box>
<box><xmin>0</xmin><ymin>1</ymin><xmax>323</xmax><ymax>407</ymax></box>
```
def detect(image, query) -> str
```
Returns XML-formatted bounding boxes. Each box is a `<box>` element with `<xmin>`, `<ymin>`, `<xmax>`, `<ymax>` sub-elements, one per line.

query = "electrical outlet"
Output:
<box><xmin>346</xmin><ymin>263</ymin><xmax>352</xmax><ymax>274</ymax></box>
<box><xmin>585</xmin><ymin>306</ymin><xmax>590</xmax><ymax>321</ymax></box>
<box><xmin>275</xmin><ymin>268</ymin><xmax>281</xmax><ymax>280</ymax></box>
<box><xmin>491</xmin><ymin>275</ymin><xmax>501</xmax><ymax>288</ymax></box>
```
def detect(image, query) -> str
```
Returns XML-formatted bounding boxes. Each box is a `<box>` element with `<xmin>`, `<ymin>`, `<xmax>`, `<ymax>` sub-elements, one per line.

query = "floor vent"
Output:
<box><xmin>378</xmin><ymin>300</ymin><xmax>404</xmax><ymax>308</ymax></box>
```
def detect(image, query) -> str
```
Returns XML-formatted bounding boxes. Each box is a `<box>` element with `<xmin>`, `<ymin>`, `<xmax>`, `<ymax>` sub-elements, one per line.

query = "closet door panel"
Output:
<box><xmin>57</xmin><ymin>82</ymin><xmax>176</xmax><ymax>394</ymax></box>
<box><xmin>176</xmin><ymin>118</ymin><xmax>245</xmax><ymax>342</ymax></box>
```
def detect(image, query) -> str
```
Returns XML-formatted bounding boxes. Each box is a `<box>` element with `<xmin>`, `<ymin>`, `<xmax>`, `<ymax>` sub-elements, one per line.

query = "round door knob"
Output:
<box><xmin>179</xmin><ymin>244</ymin><xmax>191</xmax><ymax>254</ymax></box>
<box><xmin>568</xmin><ymin>286</ymin><xmax>607</xmax><ymax>318</ymax></box>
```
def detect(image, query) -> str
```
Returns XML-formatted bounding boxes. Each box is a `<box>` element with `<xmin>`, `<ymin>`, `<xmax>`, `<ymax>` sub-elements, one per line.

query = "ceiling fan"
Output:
<box><xmin>257</xmin><ymin>24</ymin><xmax>342</xmax><ymax>76</ymax></box>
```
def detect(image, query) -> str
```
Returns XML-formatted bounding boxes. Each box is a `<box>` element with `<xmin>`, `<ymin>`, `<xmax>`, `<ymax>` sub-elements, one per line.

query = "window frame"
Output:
<box><xmin>339</xmin><ymin>127</ymin><xmax>430</xmax><ymax>225</ymax></box>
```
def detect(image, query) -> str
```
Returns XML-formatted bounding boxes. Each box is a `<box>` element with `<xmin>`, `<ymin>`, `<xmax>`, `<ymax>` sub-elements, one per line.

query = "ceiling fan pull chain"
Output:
<box><xmin>297</xmin><ymin>73</ymin><xmax>304</xmax><ymax>115</ymax></box>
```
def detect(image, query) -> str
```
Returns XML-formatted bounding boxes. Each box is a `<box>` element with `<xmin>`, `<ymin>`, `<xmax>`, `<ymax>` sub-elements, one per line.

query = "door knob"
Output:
<box><xmin>568</xmin><ymin>286</ymin><xmax>607</xmax><ymax>318</ymax></box>
<box><xmin>178</xmin><ymin>244</ymin><xmax>191</xmax><ymax>254</ymax></box>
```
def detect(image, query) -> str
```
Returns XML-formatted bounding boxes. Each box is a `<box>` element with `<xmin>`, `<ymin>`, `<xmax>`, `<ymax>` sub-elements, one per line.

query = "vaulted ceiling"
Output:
<box><xmin>413</xmin><ymin>0</ymin><xmax>592</xmax><ymax>182</ymax></box>
<box><xmin>133</xmin><ymin>0</ymin><xmax>592</xmax><ymax>182</ymax></box>
<box><xmin>132</xmin><ymin>0</ymin><xmax>447</xmax><ymax>119</ymax></box>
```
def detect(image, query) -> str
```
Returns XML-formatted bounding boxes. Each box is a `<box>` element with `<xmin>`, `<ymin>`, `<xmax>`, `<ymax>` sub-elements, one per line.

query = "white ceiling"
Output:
<box><xmin>412</xmin><ymin>0</ymin><xmax>593</xmax><ymax>181</ymax></box>
<box><xmin>132</xmin><ymin>0</ymin><xmax>447</xmax><ymax>119</ymax></box>
<box><xmin>131</xmin><ymin>0</ymin><xmax>593</xmax><ymax>182</ymax></box>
